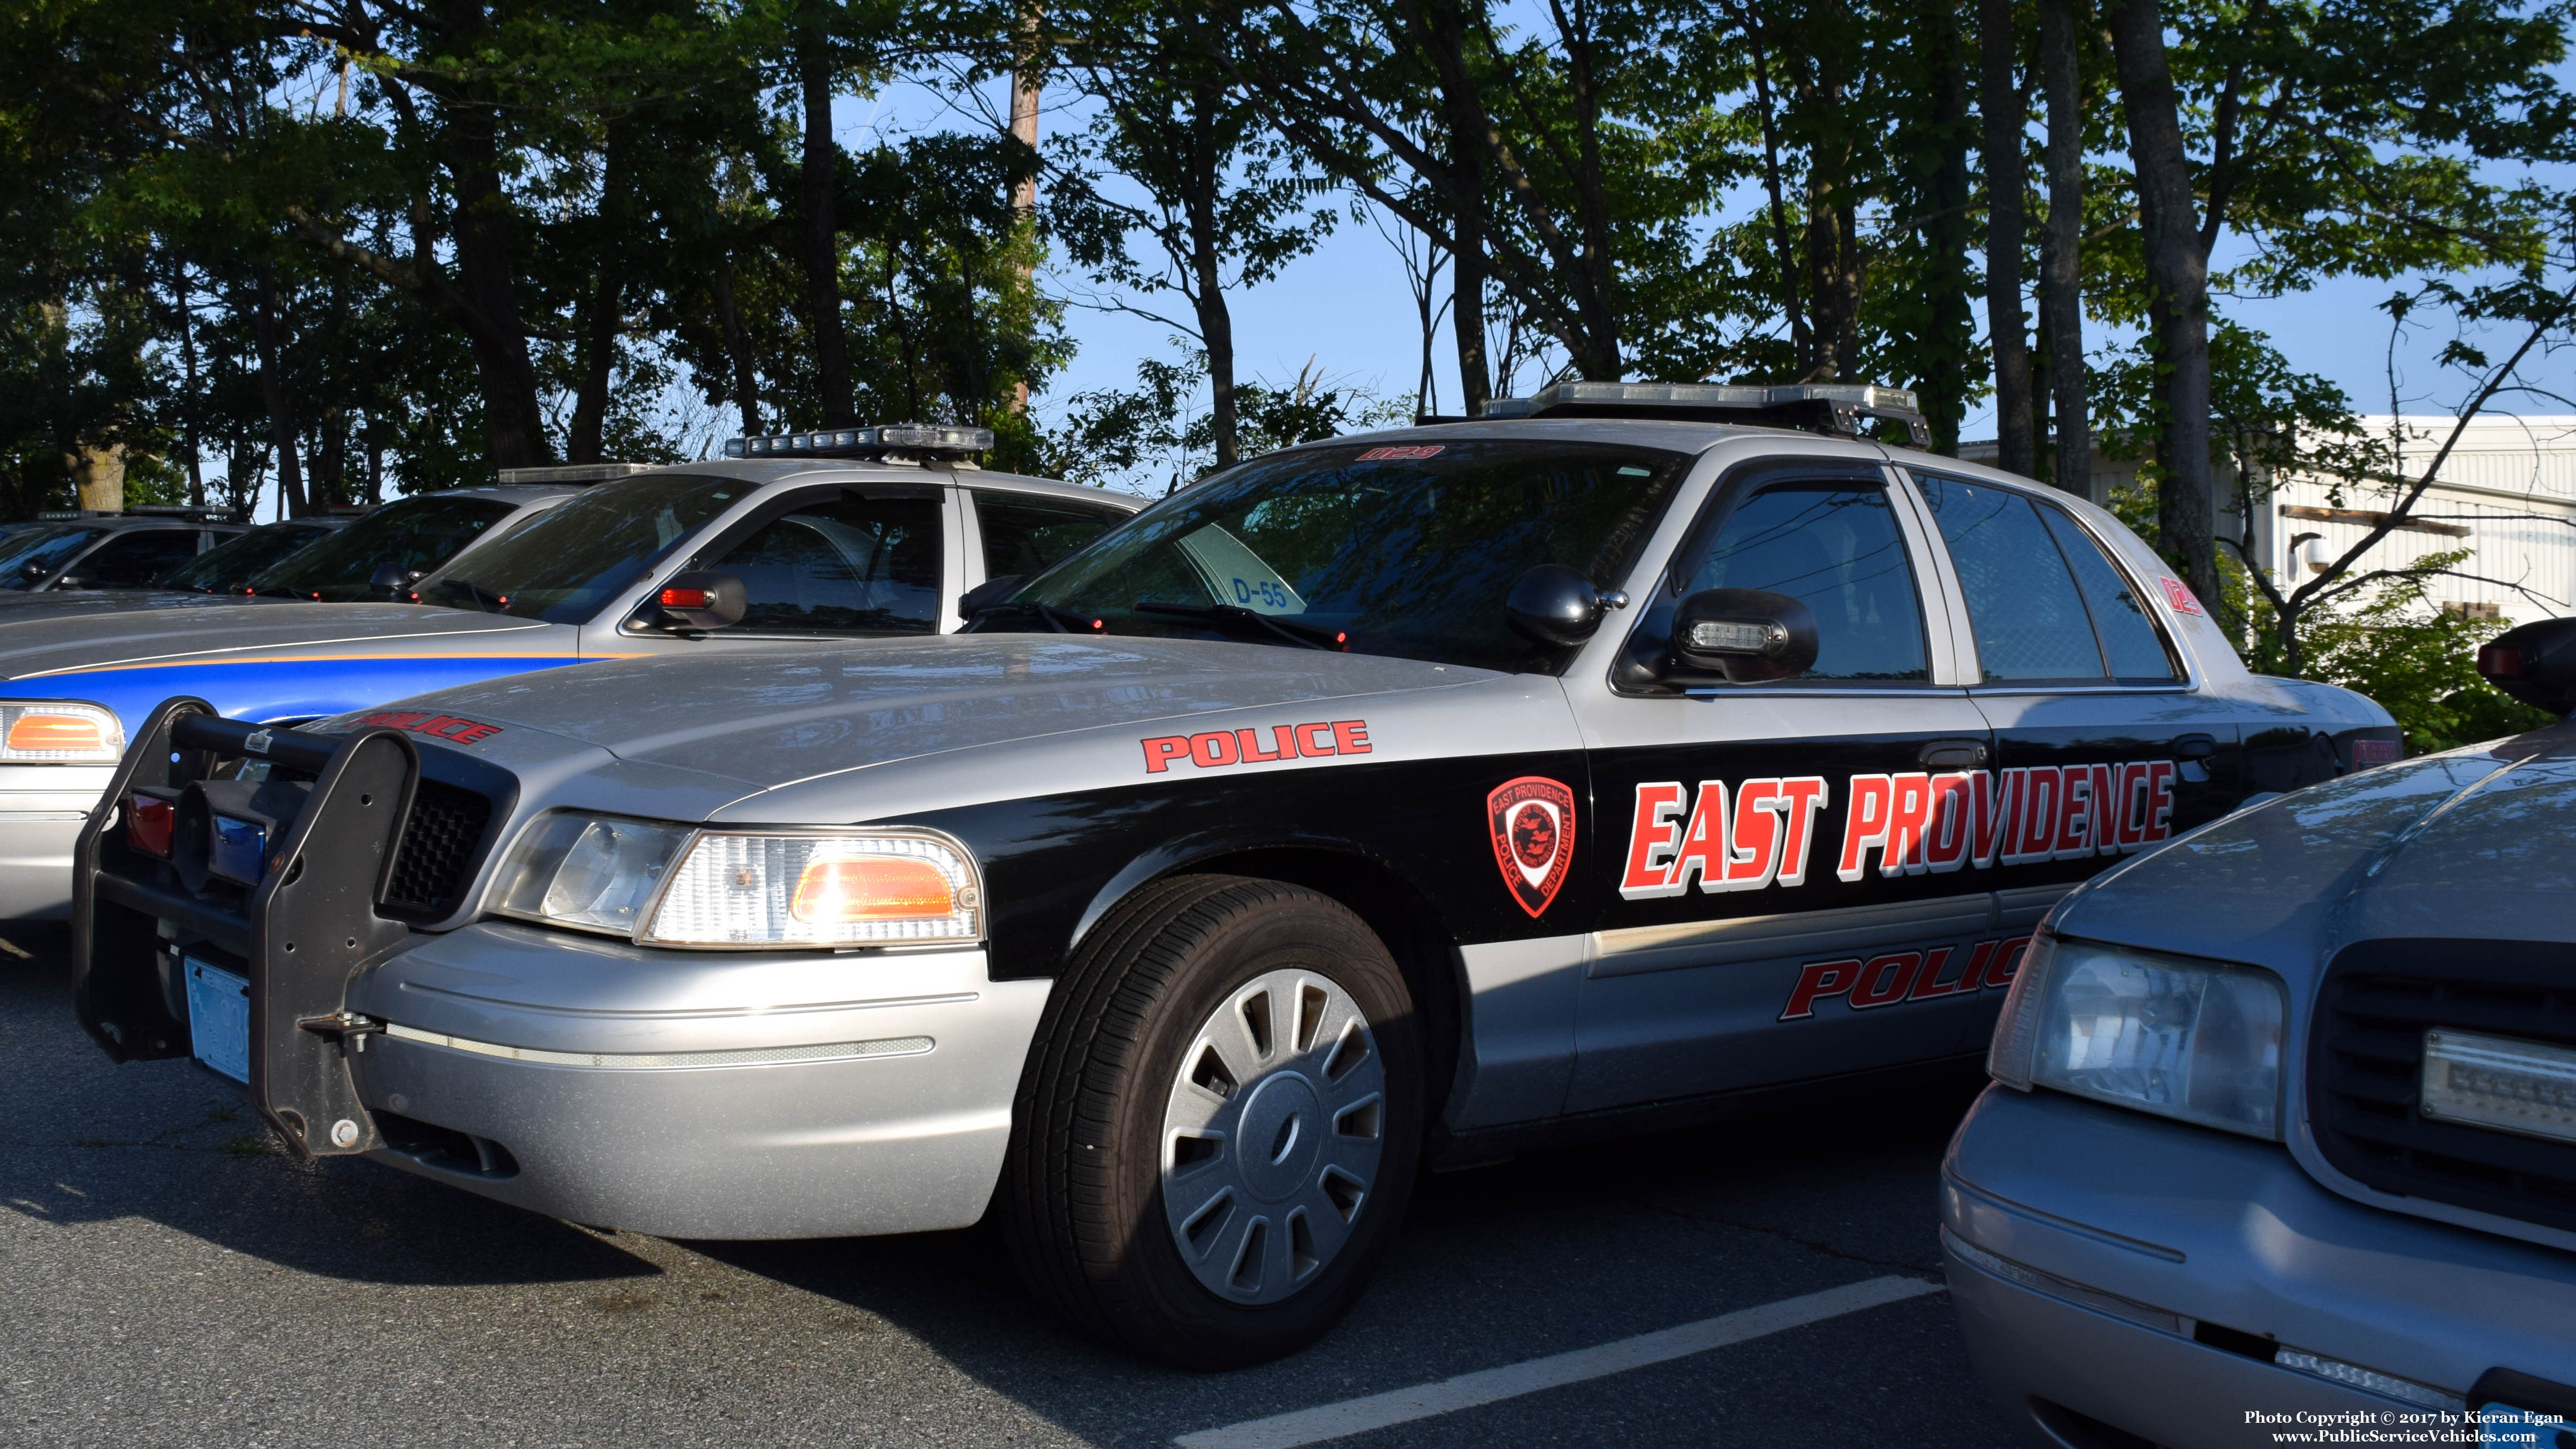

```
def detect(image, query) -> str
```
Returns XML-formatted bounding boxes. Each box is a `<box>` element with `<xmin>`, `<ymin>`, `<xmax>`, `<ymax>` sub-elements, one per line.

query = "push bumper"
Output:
<box><xmin>1940</xmin><ymin>1086</ymin><xmax>2576</xmax><ymax>1449</ymax></box>
<box><xmin>0</xmin><ymin>764</ymin><xmax>112</xmax><ymax>919</ymax></box>
<box><xmin>344</xmin><ymin>922</ymin><xmax>1051</xmax><ymax>1239</ymax></box>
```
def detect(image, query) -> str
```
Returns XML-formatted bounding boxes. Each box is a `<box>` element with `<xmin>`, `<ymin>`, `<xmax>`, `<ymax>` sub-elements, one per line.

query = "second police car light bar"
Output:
<box><xmin>1478</xmin><ymin>381</ymin><xmax>1932</xmax><ymax>447</ymax></box>
<box><xmin>725</xmin><ymin>424</ymin><xmax>997</xmax><ymax>461</ymax></box>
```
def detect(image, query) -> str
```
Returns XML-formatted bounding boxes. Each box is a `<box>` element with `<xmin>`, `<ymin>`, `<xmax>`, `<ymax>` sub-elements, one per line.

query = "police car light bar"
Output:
<box><xmin>496</xmin><ymin>462</ymin><xmax>657</xmax><ymax>485</ymax></box>
<box><xmin>1478</xmin><ymin>381</ymin><xmax>1931</xmax><ymax>446</ymax></box>
<box><xmin>724</xmin><ymin>424</ymin><xmax>996</xmax><ymax>462</ymax></box>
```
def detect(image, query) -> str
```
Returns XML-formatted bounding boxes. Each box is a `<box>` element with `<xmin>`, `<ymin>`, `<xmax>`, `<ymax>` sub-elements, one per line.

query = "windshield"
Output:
<box><xmin>412</xmin><ymin>474</ymin><xmax>751</xmax><ymax>623</ymax></box>
<box><xmin>159</xmin><ymin>524</ymin><xmax>331</xmax><ymax>593</ymax></box>
<box><xmin>1006</xmin><ymin>439</ymin><xmax>1689</xmax><ymax>672</ymax></box>
<box><xmin>0</xmin><ymin>526</ymin><xmax>108</xmax><ymax>589</ymax></box>
<box><xmin>248</xmin><ymin>495</ymin><xmax>518</xmax><ymax>601</ymax></box>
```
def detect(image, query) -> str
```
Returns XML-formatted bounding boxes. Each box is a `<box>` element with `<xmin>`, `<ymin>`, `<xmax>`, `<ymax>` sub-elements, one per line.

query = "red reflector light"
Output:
<box><xmin>2479</xmin><ymin>644</ymin><xmax>2527</xmax><ymax>678</ymax></box>
<box><xmin>661</xmin><ymin>587</ymin><xmax>711</xmax><ymax>609</ymax></box>
<box><xmin>127</xmin><ymin>794</ymin><xmax>174</xmax><ymax>858</ymax></box>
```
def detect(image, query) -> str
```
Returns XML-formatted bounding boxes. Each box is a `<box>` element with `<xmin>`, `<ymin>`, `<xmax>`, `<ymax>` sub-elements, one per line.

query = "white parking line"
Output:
<box><xmin>1173</xmin><ymin>1275</ymin><xmax>1944</xmax><ymax>1449</ymax></box>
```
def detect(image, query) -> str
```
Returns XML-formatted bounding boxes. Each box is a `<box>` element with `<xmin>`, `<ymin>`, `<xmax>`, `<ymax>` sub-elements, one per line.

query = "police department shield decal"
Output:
<box><xmin>1487</xmin><ymin>776</ymin><xmax>1576</xmax><ymax>917</ymax></box>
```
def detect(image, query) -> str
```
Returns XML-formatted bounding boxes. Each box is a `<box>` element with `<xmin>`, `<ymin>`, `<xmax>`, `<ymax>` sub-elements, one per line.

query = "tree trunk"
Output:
<box><xmin>568</xmin><ymin>122</ymin><xmax>634</xmax><ymax>464</ymax></box>
<box><xmin>800</xmin><ymin>9</ymin><xmax>853</xmax><ymax>427</ymax></box>
<box><xmin>709</xmin><ymin>255</ymin><xmax>763</xmax><ymax>435</ymax></box>
<box><xmin>250</xmin><ymin>261</ymin><xmax>309</xmax><ymax>518</ymax></box>
<box><xmin>2107</xmin><ymin>0</ymin><xmax>2215</xmax><ymax>600</ymax></box>
<box><xmin>66</xmin><ymin>444</ymin><xmax>124</xmax><ymax>513</ymax></box>
<box><xmin>2039</xmin><ymin>0</ymin><xmax>2094</xmax><ymax>502</ymax></box>
<box><xmin>1182</xmin><ymin>85</ymin><xmax>1241</xmax><ymax>468</ymax></box>
<box><xmin>1922</xmin><ymin>0</ymin><xmax>1974</xmax><ymax>454</ymax></box>
<box><xmin>1008</xmin><ymin>0</ymin><xmax>1042</xmax><ymax>415</ymax></box>
<box><xmin>1425</xmin><ymin>3</ymin><xmax>1491</xmax><ymax>412</ymax></box>
<box><xmin>435</xmin><ymin>33</ymin><xmax>551</xmax><ymax>473</ymax></box>
<box><xmin>1978</xmin><ymin>0</ymin><xmax>2034</xmax><ymax>476</ymax></box>
<box><xmin>177</xmin><ymin>265</ymin><xmax>205</xmax><ymax>509</ymax></box>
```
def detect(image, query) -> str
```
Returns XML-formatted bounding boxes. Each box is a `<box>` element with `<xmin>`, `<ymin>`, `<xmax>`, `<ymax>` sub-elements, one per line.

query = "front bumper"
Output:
<box><xmin>0</xmin><ymin>764</ymin><xmax>112</xmax><ymax>919</ymax></box>
<box><xmin>1941</xmin><ymin>1086</ymin><xmax>2576</xmax><ymax>1449</ymax></box>
<box><xmin>341</xmin><ymin>921</ymin><xmax>1052</xmax><ymax>1239</ymax></box>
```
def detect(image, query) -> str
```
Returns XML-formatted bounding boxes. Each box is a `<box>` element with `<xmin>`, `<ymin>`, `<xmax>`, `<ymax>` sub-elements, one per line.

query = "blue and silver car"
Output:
<box><xmin>1943</xmin><ymin>617</ymin><xmax>2576</xmax><ymax>1449</ymax></box>
<box><xmin>0</xmin><ymin>439</ymin><xmax>1136</xmax><ymax>918</ymax></box>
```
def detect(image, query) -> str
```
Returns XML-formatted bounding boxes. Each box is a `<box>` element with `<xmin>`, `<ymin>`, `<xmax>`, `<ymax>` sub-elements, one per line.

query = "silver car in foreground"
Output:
<box><xmin>1944</xmin><ymin>617</ymin><xmax>2576</xmax><ymax>1449</ymax></box>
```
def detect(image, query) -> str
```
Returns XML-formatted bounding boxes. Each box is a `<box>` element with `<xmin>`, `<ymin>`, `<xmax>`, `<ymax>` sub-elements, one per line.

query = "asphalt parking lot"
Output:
<box><xmin>0</xmin><ymin>926</ymin><xmax>2015</xmax><ymax>1448</ymax></box>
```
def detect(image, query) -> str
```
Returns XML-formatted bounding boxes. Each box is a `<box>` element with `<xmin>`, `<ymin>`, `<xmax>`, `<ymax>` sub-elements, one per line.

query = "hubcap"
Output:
<box><xmin>1160</xmin><ymin>967</ymin><xmax>1386</xmax><ymax>1304</ymax></box>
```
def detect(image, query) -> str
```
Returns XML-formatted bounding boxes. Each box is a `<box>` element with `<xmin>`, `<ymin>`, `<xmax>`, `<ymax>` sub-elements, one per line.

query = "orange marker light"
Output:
<box><xmin>8</xmin><ymin>713</ymin><xmax>103</xmax><ymax>753</ymax></box>
<box><xmin>790</xmin><ymin>856</ymin><xmax>955</xmax><ymax>923</ymax></box>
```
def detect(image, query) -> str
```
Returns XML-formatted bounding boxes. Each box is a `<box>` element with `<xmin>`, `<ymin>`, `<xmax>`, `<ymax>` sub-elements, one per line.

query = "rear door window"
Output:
<box><xmin>1916</xmin><ymin>476</ymin><xmax>2107</xmax><ymax>682</ymax></box>
<box><xmin>1676</xmin><ymin>481</ymin><xmax>1929</xmax><ymax>682</ymax></box>
<box><xmin>708</xmin><ymin>494</ymin><xmax>944</xmax><ymax>635</ymax></box>
<box><xmin>2040</xmin><ymin>509</ymin><xmax>2181</xmax><ymax>681</ymax></box>
<box><xmin>79</xmin><ymin>529</ymin><xmax>201</xmax><ymax>587</ymax></box>
<box><xmin>975</xmin><ymin>492</ymin><xmax>1124</xmax><ymax>578</ymax></box>
<box><xmin>1917</xmin><ymin>475</ymin><xmax>2182</xmax><ymax>684</ymax></box>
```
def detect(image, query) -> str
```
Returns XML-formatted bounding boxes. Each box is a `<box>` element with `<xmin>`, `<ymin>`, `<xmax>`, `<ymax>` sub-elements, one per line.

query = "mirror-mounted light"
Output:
<box><xmin>653</xmin><ymin>570</ymin><xmax>747</xmax><ymax>632</ymax></box>
<box><xmin>1672</xmin><ymin>588</ymin><xmax>1819</xmax><ymax>683</ymax></box>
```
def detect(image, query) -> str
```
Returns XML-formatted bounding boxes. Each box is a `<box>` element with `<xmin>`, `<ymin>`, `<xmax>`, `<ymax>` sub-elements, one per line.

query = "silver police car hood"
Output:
<box><xmin>357</xmin><ymin>634</ymin><xmax>1538</xmax><ymax>822</ymax></box>
<box><xmin>0</xmin><ymin>598</ymin><xmax>544</xmax><ymax>680</ymax></box>
<box><xmin>2051</xmin><ymin>724</ymin><xmax>2576</xmax><ymax>966</ymax></box>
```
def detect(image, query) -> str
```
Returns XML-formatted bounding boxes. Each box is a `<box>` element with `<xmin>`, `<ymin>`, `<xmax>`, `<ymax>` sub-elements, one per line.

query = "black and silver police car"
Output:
<box><xmin>72</xmin><ymin>384</ymin><xmax>2395</xmax><ymax>1367</ymax></box>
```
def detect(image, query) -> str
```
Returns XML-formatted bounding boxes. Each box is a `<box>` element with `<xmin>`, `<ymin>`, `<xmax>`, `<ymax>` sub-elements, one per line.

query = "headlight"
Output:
<box><xmin>1989</xmin><ymin>934</ymin><xmax>2286</xmax><ymax>1139</ymax></box>
<box><xmin>491</xmin><ymin>812</ymin><xmax>982</xmax><ymax>949</ymax></box>
<box><xmin>642</xmin><ymin>831</ymin><xmax>981</xmax><ymax>947</ymax></box>
<box><xmin>493</xmin><ymin>813</ymin><xmax>695</xmax><ymax>934</ymax></box>
<box><xmin>0</xmin><ymin>702</ymin><xmax>124</xmax><ymax>762</ymax></box>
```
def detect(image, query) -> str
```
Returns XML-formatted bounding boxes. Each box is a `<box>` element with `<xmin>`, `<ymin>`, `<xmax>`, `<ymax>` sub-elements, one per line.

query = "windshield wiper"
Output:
<box><xmin>422</xmin><ymin>580</ymin><xmax>508</xmax><ymax>613</ymax></box>
<box><xmin>968</xmin><ymin>600</ymin><xmax>1102</xmax><ymax>634</ymax></box>
<box><xmin>1134</xmin><ymin>601</ymin><xmax>1344</xmax><ymax>651</ymax></box>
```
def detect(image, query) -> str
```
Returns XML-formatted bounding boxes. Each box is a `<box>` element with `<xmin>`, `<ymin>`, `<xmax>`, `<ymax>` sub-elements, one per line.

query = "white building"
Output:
<box><xmin>1967</xmin><ymin>415</ymin><xmax>2576</xmax><ymax>623</ymax></box>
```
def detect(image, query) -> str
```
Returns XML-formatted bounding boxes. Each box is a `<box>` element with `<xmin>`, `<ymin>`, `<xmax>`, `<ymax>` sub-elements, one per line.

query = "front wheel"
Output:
<box><xmin>1001</xmin><ymin>876</ymin><xmax>1423</xmax><ymax>1368</ymax></box>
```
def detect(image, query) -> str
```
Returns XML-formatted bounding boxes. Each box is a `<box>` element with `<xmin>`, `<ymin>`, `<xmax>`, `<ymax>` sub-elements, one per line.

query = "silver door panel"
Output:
<box><xmin>1450</xmin><ymin>934</ymin><xmax>1588</xmax><ymax>1129</ymax></box>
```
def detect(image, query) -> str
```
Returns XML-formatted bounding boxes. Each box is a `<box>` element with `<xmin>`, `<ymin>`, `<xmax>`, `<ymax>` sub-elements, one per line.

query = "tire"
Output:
<box><xmin>1001</xmin><ymin>874</ymin><xmax>1423</xmax><ymax>1369</ymax></box>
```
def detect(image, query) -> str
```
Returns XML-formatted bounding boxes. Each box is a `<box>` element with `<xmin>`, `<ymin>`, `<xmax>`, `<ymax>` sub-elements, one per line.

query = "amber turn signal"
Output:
<box><xmin>790</xmin><ymin>856</ymin><xmax>956</xmax><ymax>923</ymax></box>
<box><xmin>7</xmin><ymin>713</ymin><xmax>104</xmax><ymax>753</ymax></box>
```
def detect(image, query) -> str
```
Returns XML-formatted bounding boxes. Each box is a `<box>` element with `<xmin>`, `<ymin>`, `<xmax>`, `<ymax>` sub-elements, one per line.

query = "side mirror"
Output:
<box><xmin>1671</xmin><ymin>588</ymin><xmax>1818</xmax><ymax>683</ymax></box>
<box><xmin>1506</xmin><ymin>564</ymin><xmax>1626</xmax><ymax>647</ymax></box>
<box><xmin>2477</xmin><ymin>616</ymin><xmax>2576</xmax><ymax>715</ymax></box>
<box><xmin>654</xmin><ymin>570</ymin><xmax>747</xmax><ymax>632</ymax></box>
<box><xmin>958</xmin><ymin>574</ymin><xmax>1024</xmax><ymax>620</ymax></box>
<box><xmin>367</xmin><ymin>564</ymin><xmax>420</xmax><ymax>599</ymax></box>
<box><xmin>22</xmin><ymin>562</ymin><xmax>50</xmax><ymax>581</ymax></box>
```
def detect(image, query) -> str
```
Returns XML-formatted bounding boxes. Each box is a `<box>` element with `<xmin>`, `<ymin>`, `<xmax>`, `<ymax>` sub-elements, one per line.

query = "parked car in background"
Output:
<box><xmin>71</xmin><ymin>385</ymin><xmax>2390</xmax><ymax>1369</ymax></box>
<box><xmin>0</xmin><ymin>517</ymin><xmax>353</xmax><ymax>611</ymax></box>
<box><xmin>1942</xmin><ymin>615</ymin><xmax>2576</xmax><ymax>1449</ymax></box>
<box><xmin>0</xmin><ymin>436</ymin><xmax>1134</xmax><ymax>920</ymax></box>
<box><xmin>0</xmin><ymin>511</ymin><xmax>247</xmax><ymax>596</ymax></box>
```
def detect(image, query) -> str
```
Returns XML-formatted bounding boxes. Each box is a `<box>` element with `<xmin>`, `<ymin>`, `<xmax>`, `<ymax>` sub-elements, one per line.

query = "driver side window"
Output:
<box><xmin>1675</xmin><ymin>481</ymin><xmax>1929</xmax><ymax>682</ymax></box>
<box><xmin>707</xmin><ymin>494</ymin><xmax>944</xmax><ymax>635</ymax></box>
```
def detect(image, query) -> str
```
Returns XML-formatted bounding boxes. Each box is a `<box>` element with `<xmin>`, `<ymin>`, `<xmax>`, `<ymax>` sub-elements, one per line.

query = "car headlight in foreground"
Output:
<box><xmin>1989</xmin><ymin>934</ymin><xmax>2286</xmax><ymax>1139</ymax></box>
<box><xmin>0</xmin><ymin>702</ymin><xmax>124</xmax><ymax>763</ymax></box>
<box><xmin>494</xmin><ymin>812</ymin><xmax>982</xmax><ymax>948</ymax></box>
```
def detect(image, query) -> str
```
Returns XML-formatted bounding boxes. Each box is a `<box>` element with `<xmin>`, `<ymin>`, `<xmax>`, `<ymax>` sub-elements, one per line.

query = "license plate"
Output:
<box><xmin>183</xmin><ymin>957</ymin><xmax>250</xmax><ymax>1084</ymax></box>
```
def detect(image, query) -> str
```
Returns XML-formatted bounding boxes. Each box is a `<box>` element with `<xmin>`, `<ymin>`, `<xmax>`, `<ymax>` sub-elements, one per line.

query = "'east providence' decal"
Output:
<box><xmin>1620</xmin><ymin>762</ymin><xmax>2178</xmax><ymax>900</ymax></box>
<box><xmin>1486</xmin><ymin>776</ymin><xmax>1576</xmax><ymax>917</ymax></box>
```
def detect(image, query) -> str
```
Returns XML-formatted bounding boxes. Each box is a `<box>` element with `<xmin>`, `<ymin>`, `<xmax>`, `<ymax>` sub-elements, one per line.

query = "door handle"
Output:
<box><xmin>2174</xmin><ymin>733</ymin><xmax>2217</xmax><ymax>760</ymax></box>
<box><xmin>1918</xmin><ymin>738</ymin><xmax>1989</xmax><ymax>769</ymax></box>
